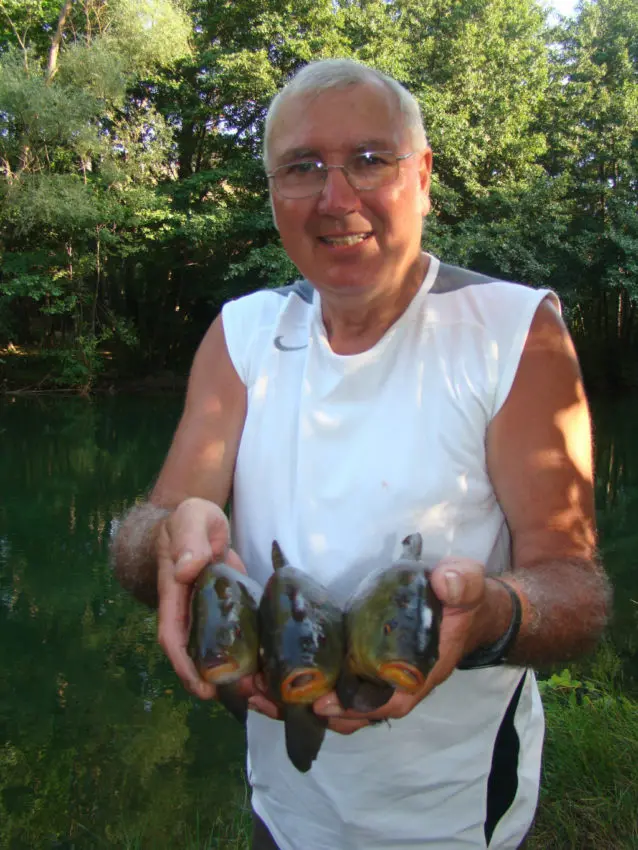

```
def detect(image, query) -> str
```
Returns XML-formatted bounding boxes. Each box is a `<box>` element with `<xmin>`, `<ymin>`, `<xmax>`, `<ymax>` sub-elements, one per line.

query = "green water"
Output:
<box><xmin>0</xmin><ymin>394</ymin><xmax>637</xmax><ymax>848</ymax></box>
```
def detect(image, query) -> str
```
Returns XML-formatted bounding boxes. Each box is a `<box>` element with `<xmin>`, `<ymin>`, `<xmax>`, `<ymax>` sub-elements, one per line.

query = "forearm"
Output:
<box><xmin>110</xmin><ymin>501</ymin><xmax>170</xmax><ymax>608</ymax></box>
<box><xmin>505</xmin><ymin>557</ymin><xmax>611</xmax><ymax>667</ymax></box>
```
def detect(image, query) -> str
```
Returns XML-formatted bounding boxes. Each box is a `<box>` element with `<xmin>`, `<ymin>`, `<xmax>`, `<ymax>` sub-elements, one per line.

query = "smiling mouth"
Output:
<box><xmin>318</xmin><ymin>233</ymin><xmax>373</xmax><ymax>247</ymax></box>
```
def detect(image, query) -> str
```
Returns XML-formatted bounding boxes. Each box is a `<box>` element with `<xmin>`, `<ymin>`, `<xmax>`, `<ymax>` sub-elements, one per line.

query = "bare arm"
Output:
<box><xmin>310</xmin><ymin>297</ymin><xmax>611</xmax><ymax>732</ymax></box>
<box><xmin>484</xmin><ymin>298</ymin><xmax>610</xmax><ymax>665</ymax></box>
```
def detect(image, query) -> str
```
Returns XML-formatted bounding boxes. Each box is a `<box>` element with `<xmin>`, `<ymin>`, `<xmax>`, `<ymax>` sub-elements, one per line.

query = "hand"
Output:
<box><xmin>155</xmin><ymin>497</ymin><xmax>248</xmax><ymax>700</ymax></box>
<box><xmin>313</xmin><ymin>557</ymin><xmax>504</xmax><ymax>734</ymax></box>
<box><xmin>245</xmin><ymin>672</ymin><xmax>285</xmax><ymax>720</ymax></box>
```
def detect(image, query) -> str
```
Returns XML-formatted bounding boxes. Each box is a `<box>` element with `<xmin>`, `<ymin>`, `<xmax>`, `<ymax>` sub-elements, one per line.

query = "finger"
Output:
<box><xmin>313</xmin><ymin>691</ymin><xmax>344</xmax><ymax>718</ymax></box>
<box><xmin>224</xmin><ymin>547</ymin><xmax>248</xmax><ymax>575</ymax></box>
<box><xmin>164</xmin><ymin>499</ymin><xmax>230</xmax><ymax>582</ymax></box>
<box><xmin>326</xmin><ymin>717</ymin><xmax>370</xmax><ymax>735</ymax></box>
<box><xmin>248</xmin><ymin>694</ymin><xmax>282</xmax><ymax>720</ymax></box>
<box><xmin>361</xmin><ymin>689</ymin><xmax>417</xmax><ymax>721</ymax></box>
<box><xmin>235</xmin><ymin>673</ymin><xmax>260</xmax><ymax>699</ymax></box>
<box><xmin>430</xmin><ymin>557</ymin><xmax>486</xmax><ymax>609</ymax></box>
<box><xmin>157</xmin><ymin>565</ymin><xmax>215</xmax><ymax>700</ymax></box>
<box><xmin>254</xmin><ymin>672</ymin><xmax>269</xmax><ymax>694</ymax></box>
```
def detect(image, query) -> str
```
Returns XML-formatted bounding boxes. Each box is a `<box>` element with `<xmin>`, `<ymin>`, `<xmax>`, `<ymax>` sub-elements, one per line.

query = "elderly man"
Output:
<box><xmin>112</xmin><ymin>59</ymin><xmax>609</xmax><ymax>849</ymax></box>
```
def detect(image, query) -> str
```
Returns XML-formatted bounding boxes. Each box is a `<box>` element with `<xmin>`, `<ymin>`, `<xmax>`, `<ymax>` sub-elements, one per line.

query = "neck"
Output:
<box><xmin>319</xmin><ymin>253</ymin><xmax>429</xmax><ymax>355</ymax></box>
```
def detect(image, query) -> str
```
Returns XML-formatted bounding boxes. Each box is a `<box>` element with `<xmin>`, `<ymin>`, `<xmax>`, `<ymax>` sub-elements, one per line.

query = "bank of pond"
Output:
<box><xmin>118</xmin><ymin>647</ymin><xmax>638</xmax><ymax>850</ymax></box>
<box><xmin>178</xmin><ymin>651</ymin><xmax>638</xmax><ymax>850</ymax></box>
<box><xmin>0</xmin><ymin>394</ymin><xmax>636</xmax><ymax>848</ymax></box>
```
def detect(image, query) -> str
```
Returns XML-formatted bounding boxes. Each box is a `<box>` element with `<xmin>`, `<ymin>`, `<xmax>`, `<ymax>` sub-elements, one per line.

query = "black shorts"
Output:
<box><xmin>252</xmin><ymin>812</ymin><xmax>280</xmax><ymax>850</ymax></box>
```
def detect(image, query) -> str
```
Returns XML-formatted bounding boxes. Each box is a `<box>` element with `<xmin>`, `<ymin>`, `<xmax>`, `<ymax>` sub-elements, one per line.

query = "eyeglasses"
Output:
<box><xmin>267</xmin><ymin>151</ymin><xmax>417</xmax><ymax>199</ymax></box>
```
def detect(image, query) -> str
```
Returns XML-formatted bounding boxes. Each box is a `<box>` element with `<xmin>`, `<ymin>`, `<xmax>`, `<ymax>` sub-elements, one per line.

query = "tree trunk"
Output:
<box><xmin>47</xmin><ymin>0</ymin><xmax>74</xmax><ymax>83</ymax></box>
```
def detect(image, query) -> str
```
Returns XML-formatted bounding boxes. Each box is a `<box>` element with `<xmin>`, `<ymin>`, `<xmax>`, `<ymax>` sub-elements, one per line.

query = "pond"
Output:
<box><xmin>0</xmin><ymin>393</ymin><xmax>636</xmax><ymax>848</ymax></box>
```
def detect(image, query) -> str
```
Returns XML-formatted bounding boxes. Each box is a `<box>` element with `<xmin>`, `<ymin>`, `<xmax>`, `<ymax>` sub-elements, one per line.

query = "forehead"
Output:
<box><xmin>269</xmin><ymin>82</ymin><xmax>406</xmax><ymax>165</ymax></box>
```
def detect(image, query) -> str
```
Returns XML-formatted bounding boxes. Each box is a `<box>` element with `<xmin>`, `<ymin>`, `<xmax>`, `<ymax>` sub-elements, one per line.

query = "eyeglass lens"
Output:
<box><xmin>273</xmin><ymin>152</ymin><xmax>401</xmax><ymax>198</ymax></box>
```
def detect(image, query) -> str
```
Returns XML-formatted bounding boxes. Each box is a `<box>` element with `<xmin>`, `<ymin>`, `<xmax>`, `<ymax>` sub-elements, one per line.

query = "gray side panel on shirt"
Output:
<box><xmin>431</xmin><ymin>263</ymin><xmax>508</xmax><ymax>294</ymax></box>
<box><xmin>271</xmin><ymin>279</ymin><xmax>314</xmax><ymax>304</ymax></box>
<box><xmin>271</xmin><ymin>266</ymin><xmax>506</xmax><ymax>300</ymax></box>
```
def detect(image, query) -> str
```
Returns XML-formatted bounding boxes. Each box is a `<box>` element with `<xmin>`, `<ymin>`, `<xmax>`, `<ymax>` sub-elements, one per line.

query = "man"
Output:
<box><xmin>112</xmin><ymin>59</ymin><xmax>609</xmax><ymax>849</ymax></box>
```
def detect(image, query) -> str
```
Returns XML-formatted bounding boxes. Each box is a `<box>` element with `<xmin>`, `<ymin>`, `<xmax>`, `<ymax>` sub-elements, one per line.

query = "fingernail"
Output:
<box><xmin>315</xmin><ymin>698</ymin><xmax>342</xmax><ymax>717</ymax></box>
<box><xmin>444</xmin><ymin>569</ymin><xmax>462</xmax><ymax>605</ymax></box>
<box><xmin>176</xmin><ymin>550</ymin><xmax>194</xmax><ymax>571</ymax></box>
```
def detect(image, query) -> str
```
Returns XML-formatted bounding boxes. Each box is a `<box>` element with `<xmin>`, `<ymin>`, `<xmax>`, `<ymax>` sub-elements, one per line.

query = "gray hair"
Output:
<box><xmin>263</xmin><ymin>58</ymin><xmax>428</xmax><ymax>169</ymax></box>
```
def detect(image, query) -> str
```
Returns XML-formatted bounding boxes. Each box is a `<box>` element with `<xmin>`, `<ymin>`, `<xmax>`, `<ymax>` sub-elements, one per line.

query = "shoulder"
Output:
<box><xmin>220</xmin><ymin>280</ymin><xmax>315</xmax><ymax>387</ymax></box>
<box><xmin>429</xmin><ymin>261</ymin><xmax>557</xmax><ymax>323</ymax></box>
<box><xmin>424</xmin><ymin>260</ymin><xmax>560</xmax><ymax>417</ymax></box>
<box><xmin>222</xmin><ymin>280</ymin><xmax>314</xmax><ymax>325</ymax></box>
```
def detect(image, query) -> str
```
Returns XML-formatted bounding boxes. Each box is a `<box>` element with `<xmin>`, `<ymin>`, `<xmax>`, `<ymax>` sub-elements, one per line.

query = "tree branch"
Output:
<box><xmin>47</xmin><ymin>0</ymin><xmax>74</xmax><ymax>83</ymax></box>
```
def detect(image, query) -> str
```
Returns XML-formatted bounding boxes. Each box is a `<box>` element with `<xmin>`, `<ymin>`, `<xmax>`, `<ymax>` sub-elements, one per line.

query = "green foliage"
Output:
<box><xmin>0</xmin><ymin>0</ymin><xmax>637</xmax><ymax>389</ymax></box>
<box><xmin>106</xmin><ymin>0</ymin><xmax>193</xmax><ymax>75</ymax></box>
<box><xmin>530</xmin><ymin>645</ymin><xmax>638</xmax><ymax>849</ymax></box>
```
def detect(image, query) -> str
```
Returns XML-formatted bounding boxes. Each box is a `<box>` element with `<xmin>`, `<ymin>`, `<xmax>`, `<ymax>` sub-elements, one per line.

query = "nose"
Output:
<box><xmin>316</xmin><ymin>166</ymin><xmax>361</xmax><ymax>216</ymax></box>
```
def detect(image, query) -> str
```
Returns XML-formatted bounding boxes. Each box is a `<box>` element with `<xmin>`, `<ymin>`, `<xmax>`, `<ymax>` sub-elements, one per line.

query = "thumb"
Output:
<box><xmin>163</xmin><ymin>499</ymin><xmax>229</xmax><ymax>583</ymax></box>
<box><xmin>430</xmin><ymin>558</ymin><xmax>485</xmax><ymax>609</ymax></box>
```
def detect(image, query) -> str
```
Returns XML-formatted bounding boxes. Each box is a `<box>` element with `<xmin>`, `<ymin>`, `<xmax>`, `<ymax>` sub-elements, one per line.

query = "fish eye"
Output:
<box><xmin>383</xmin><ymin>619</ymin><xmax>398</xmax><ymax>635</ymax></box>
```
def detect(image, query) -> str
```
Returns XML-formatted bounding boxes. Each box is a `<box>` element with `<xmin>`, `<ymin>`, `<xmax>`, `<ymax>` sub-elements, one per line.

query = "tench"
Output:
<box><xmin>189</xmin><ymin>561</ymin><xmax>262</xmax><ymax>723</ymax></box>
<box><xmin>259</xmin><ymin>541</ymin><xmax>345</xmax><ymax>773</ymax></box>
<box><xmin>337</xmin><ymin>533</ymin><xmax>442</xmax><ymax>713</ymax></box>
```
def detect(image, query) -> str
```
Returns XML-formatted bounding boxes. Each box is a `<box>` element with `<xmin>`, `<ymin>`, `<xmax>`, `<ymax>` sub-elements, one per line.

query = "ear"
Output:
<box><xmin>418</xmin><ymin>148</ymin><xmax>433</xmax><ymax>218</ymax></box>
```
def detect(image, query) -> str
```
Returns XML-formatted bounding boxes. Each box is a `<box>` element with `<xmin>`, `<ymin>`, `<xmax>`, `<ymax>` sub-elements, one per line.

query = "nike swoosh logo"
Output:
<box><xmin>274</xmin><ymin>335</ymin><xmax>308</xmax><ymax>352</ymax></box>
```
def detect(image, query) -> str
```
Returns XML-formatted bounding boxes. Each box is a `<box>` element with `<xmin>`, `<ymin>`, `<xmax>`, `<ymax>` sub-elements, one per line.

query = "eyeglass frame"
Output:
<box><xmin>266</xmin><ymin>150</ymin><xmax>418</xmax><ymax>199</ymax></box>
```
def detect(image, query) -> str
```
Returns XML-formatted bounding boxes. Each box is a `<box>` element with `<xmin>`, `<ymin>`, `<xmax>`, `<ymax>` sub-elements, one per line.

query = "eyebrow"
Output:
<box><xmin>274</xmin><ymin>139</ymin><xmax>396</xmax><ymax>166</ymax></box>
<box><xmin>275</xmin><ymin>147</ymin><xmax>320</xmax><ymax>165</ymax></box>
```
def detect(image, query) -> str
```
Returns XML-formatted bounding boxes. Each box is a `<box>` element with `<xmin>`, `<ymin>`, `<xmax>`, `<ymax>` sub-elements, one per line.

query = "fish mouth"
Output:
<box><xmin>281</xmin><ymin>668</ymin><xmax>330</xmax><ymax>704</ymax></box>
<box><xmin>378</xmin><ymin>661</ymin><xmax>426</xmax><ymax>693</ymax></box>
<box><xmin>197</xmin><ymin>656</ymin><xmax>240</xmax><ymax>684</ymax></box>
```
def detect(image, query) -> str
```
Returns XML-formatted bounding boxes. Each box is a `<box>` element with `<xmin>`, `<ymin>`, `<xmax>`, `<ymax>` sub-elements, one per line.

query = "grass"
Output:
<box><xmin>119</xmin><ymin>646</ymin><xmax>637</xmax><ymax>849</ymax></box>
<box><xmin>527</xmin><ymin>645</ymin><xmax>638</xmax><ymax>849</ymax></box>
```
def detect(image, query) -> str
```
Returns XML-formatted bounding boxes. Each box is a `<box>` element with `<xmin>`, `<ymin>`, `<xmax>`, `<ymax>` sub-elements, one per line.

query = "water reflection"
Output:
<box><xmin>0</xmin><ymin>393</ymin><xmax>636</xmax><ymax>847</ymax></box>
<box><xmin>0</xmin><ymin>396</ymin><xmax>247</xmax><ymax>848</ymax></box>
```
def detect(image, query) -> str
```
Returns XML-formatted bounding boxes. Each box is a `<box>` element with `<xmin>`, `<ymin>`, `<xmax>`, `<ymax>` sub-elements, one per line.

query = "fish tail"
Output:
<box><xmin>283</xmin><ymin>705</ymin><xmax>327</xmax><ymax>773</ymax></box>
<box><xmin>217</xmin><ymin>684</ymin><xmax>249</xmax><ymax>725</ymax></box>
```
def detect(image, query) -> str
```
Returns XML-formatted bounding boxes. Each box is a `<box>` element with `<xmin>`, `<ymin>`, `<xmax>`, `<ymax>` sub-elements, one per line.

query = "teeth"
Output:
<box><xmin>322</xmin><ymin>234</ymin><xmax>370</xmax><ymax>246</ymax></box>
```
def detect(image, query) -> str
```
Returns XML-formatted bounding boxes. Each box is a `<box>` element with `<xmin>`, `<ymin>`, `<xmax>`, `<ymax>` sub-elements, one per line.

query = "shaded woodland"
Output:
<box><xmin>0</xmin><ymin>0</ymin><xmax>636</xmax><ymax>392</ymax></box>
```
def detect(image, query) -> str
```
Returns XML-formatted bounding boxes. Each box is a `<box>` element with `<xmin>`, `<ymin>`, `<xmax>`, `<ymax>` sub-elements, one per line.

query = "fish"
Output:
<box><xmin>337</xmin><ymin>533</ymin><xmax>442</xmax><ymax>713</ymax></box>
<box><xmin>188</xmin><ymin>561</ymin><xmax>262</xmax><ymax>724</ymax></box>
<box><xmin>258</xmin><ymin>541</ymin><xmax>345</xmax><ymax>773</ymax></box>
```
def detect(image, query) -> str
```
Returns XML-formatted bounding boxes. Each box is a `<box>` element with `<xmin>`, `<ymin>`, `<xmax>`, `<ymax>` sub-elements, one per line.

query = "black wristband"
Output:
<box><xmin>457</xmin><ymin>577</ymin><xmax>522</xmax><ymax>670</ymax></box>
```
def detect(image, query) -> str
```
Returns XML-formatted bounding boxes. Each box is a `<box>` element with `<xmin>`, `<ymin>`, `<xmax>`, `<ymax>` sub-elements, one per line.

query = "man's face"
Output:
<box><xmin>268</xmin><ymin>82</ymin><xmax>432</xmax><ymax>296</ymax></box>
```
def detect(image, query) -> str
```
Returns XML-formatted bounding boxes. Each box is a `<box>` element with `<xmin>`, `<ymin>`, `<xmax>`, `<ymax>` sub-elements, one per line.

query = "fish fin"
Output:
<box><xmin>335</xmin><ymin>667</ymin><xmax>360</xmax><ymax>711</ymax></box>
<box><xmin>217</xmin><ymin>684</ymin><xmax>248</xmax><ymax>725</ymax></box>
<box><xmin>271</xmin><ymin>541</ymin><xmax>287</xmax><ymax>572</ymax></box>
<box><xmin>401</xmin><ymin>533</ymin><xmax>423</xmax><ymax>561</ymax></box>
<box><xmin>351</xmin><ymin>680</ymin><xmax>395</xmax><ymax>713</ymax></box>
<box><xmin>336</xmin><ymin>669</ymin><xmax>395</xmax><ymax>713</ymax></box>
<box><xmin>283</xmin><ymin>705</ymin><xmax>327</xmax><ymax>773</ymax></box>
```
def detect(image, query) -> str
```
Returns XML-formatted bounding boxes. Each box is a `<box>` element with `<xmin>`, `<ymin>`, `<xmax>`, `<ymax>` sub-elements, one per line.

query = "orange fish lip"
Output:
<box><xmin>378</xmin><ymin>661</ymin><xmax>425</xmax><ymax>693</ymax></box>
<box><xmin>281</xmin><ymin>668</ymin><xmax>330</xmax><ymax>704</ymax></box>
<box><xmin>198</xmin><ymin>659</ymin><xmax>240</xmax><ymax>684</ymax></box>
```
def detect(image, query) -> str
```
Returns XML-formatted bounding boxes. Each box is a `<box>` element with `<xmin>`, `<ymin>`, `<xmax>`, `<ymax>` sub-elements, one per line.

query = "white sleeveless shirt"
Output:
<box><xmin>222</xmin><ymin>256</ymin><xmax>553</xmax><ymax>850</ymax></box>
